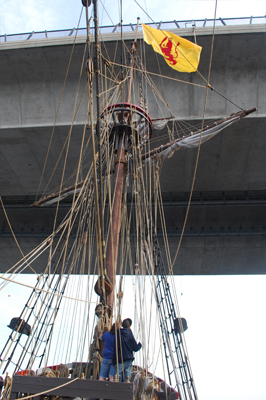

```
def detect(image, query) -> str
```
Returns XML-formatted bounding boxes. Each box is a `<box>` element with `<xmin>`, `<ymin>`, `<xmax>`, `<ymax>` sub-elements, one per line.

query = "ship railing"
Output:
<box><xmin>1</xmin><ymin>16</ymin><xmax>265</xmax><ymax>43</ymax></box>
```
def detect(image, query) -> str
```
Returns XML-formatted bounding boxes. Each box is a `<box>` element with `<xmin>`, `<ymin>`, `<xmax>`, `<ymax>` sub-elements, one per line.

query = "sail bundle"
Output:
<box><xmin>142</xmin><ymin>113</ymin><xmax>244</xmax><ymax>165</ymax></box>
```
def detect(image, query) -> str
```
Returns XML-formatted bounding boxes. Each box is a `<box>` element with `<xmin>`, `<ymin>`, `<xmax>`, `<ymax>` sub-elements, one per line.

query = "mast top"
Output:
<box><xmin>81</xmin><ymin>0</ymin><xmax>92</xmax><ymax>6</ymax></box>
<box><xmin>100</xmin><ymin>103</ymin><xmax>153</xmax><ymax>143</ymax></box>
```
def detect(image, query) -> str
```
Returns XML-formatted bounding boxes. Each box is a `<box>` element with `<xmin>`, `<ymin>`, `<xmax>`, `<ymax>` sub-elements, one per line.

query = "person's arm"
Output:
<box><xmin>99</xmin><ymin>339</ymin><xmax>105</xmax><ymax>357</ymax></box>
<box><xmin>112</xmin><ymin>333</ymin><xmax>118</xmax><ymax>366</ymax></box>
<box><xmin>99</xmin><ymin>332</ymin><xmax>105</xmax><ymax>357</ymax></box>
<box><xmin>130</xmin><ymin>331</ymin><xmax>142</xmax><ymax>352</ymax></box>
<box><xmin>112</xmin><ymin>350</ymin><xmax>116</xmax><ymax>366</ymax></box>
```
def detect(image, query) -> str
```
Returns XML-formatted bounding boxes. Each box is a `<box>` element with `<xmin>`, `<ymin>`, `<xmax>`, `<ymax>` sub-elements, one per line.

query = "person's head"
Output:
<box><xmin>110</xmin><ymin>323</ymin><xmax>117</xmax><ymax>334</ymax></box>
<box><xmin>110</xmin><ymin>322</ymin><xmax>121</xmax><ymax>334</ymax></box>
<box><xmin>122</xmin><ymin>318</ymin><xmax>132</xmax><ymax>329</ymax></box>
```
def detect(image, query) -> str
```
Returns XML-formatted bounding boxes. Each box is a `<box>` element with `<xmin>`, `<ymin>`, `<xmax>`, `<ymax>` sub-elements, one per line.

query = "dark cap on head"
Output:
<box><xmin>122</xmin><ymin>318</ymin><xmax>132</xmax><ymax>328</ymax></box>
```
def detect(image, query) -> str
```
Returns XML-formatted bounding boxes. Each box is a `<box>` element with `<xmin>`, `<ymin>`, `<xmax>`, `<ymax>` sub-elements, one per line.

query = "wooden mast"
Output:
<box><xmin>105</xmin><ymin>139</ymin><xmax>126</xmax><ymax>310</ymax></box>
<box><xmin>106</xmin><ymin>21</ymin><xmax>140</xmax><ymax>311</ymax></box>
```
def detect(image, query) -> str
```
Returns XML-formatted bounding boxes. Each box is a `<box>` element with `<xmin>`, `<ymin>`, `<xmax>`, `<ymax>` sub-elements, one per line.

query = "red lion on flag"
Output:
<box><xmin>159</xmin><ymin>37</ymin><xmax>180</xmax><ymax>65</ymax></box>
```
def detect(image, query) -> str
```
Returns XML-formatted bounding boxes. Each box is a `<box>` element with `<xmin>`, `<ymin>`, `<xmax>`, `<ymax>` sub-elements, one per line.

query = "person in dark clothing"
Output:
<box><xmin>112</xmin><ymin>318</ymin><xmax>142</xmax><ymax>382</ymax></box>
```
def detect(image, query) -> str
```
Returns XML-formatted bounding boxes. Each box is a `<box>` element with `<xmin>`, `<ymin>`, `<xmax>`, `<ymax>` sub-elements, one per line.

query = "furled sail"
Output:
<box><xmin>33</xmin><ymin>108</ymin><xmax>256</xmax><ymax>207</ymax></box>
<box><xmin>142</xmin><ymin>108</ymin><xmax>256</xmax><ymax>164</ymax></box>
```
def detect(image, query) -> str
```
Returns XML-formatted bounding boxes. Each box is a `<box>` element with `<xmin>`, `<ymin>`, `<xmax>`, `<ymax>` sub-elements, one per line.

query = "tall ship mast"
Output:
<box><xmin>0</xmin><ymin>1</ymin><xmax>257</xmax><ymax>400</ymax></box>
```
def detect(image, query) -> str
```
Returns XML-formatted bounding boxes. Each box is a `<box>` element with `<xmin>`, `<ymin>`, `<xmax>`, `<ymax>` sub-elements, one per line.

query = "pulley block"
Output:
<box><xmin>94</xmin><ymin>276</ymin><xmax>113</xmax><ymax>297</ymax></box>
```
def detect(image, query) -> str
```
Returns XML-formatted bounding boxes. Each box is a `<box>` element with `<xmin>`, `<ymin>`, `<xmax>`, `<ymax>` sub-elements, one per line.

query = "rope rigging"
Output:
<box><xmin>0</xmin><ymin>1</ymin><xmax>258</xmax><ymax>398</ymax></box>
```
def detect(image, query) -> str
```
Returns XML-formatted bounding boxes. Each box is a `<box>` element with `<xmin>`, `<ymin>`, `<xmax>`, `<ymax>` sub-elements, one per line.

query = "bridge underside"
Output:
<box><xmin>0</xmin><ymin>27</ymin><xmax>265</xmax><ymax>275</ymax></box>
<box><xmin>1</xmin><ymin>188</ymin><xmax>266</xmax><ymax>275</ymax></box>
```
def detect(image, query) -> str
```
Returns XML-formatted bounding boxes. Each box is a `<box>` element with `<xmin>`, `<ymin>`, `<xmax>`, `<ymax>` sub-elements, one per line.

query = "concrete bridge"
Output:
<box><xmin>0</xmin><ymin>21</ymin><xmax>265</xmax><ymax>275</ymax></box>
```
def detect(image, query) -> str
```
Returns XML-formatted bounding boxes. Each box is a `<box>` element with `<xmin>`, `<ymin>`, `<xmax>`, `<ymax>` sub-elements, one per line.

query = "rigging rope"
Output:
<box><xmin>36</xmin><ymin>6</ymin><xmax>84</xmax><ymax>201</ymax></box>
<box><xmin>0</xmin><ymin>275</ymin><xmax>97</xmax><ymax>304</ymax></box>
<box><xmin>170</xmin><ymin>0</ymin><xmax>219</xmax><ymax>273</ymax></box>
<box><xmin>13</xmin><ymin>377</ymin><xmax>79</xmax><ymax>400</ymax></box>
<box><xmin>109</xmin><ymin>60</ymin><xmax>207</xmax><ymax>88</ymax></box>
<box><xmin>0</xmin><ymin>1</ymin><xmax>250</xmax><ymax>390</ymax></box>
<box><xmin>0</xmin><ymin>196</ymin><xmax>37</xmax><ymax>275</ymax></box>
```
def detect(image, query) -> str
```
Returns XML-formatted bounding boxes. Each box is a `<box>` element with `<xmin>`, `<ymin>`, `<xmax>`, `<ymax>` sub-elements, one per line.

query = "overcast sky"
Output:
<box><xmin>0</xmin><ymin>0</ymin><xmax>266</xmax><ymax>399</ymax></box>
<box><xmin>0</xmin><ymin>0</ymin><xmax>266</xmax><ymax>35</ymax></box>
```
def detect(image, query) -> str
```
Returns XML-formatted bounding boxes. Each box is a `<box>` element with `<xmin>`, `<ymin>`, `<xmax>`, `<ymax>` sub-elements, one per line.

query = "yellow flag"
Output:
<box><xmin>142</xmin><ymin>23</ymin><xmax>202</xmax><ymax>73</ymax></box>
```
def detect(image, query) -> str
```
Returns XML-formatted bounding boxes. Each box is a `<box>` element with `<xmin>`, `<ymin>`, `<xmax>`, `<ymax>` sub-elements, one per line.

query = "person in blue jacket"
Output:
<box><xmin>112</xmin><ymin>318</ymin><xmax>142</xmax><ymax>382</ymax></box>
<box><xmin>99</xmin><ymin>323</ymin><xmax>117</xmax><ymax>381</ymax></box>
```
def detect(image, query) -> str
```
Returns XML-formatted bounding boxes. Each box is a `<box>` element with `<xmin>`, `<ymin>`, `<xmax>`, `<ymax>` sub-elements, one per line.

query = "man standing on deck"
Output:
<box><xmin>112</xmin><ymin>318</ymin><xmax>142</xmax><ymax>382</ymax></box>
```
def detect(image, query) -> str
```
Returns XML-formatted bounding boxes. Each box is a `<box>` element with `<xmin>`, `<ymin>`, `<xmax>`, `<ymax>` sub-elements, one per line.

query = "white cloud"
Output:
<box><xmin>1</xmin><ymin>0</ymin><xmax>83</xmax><ymax>35</ymax></box>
